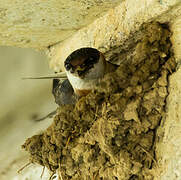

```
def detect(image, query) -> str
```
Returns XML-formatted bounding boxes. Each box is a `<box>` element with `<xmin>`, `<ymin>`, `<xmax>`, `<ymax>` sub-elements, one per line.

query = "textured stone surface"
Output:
<box><xmin>156</xmin><ymin>68</ymin><xmax>181</xmax><ymax>180</ymax></box>
<box><xmin>155</xmin><ymin>17</ymin><xmax>181</xmax><ymax>180</ymax></box>
<box><xmin>0</xmin><ymin>0</ymin><xmax>121</xmax><ymax>49</ymax></box>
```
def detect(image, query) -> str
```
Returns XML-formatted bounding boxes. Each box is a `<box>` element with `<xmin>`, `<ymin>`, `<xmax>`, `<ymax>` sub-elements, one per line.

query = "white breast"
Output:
<box><xmin>66</xmin><ymin>54</ymin><xmax>106</xmax><ymax>91</ymax></box>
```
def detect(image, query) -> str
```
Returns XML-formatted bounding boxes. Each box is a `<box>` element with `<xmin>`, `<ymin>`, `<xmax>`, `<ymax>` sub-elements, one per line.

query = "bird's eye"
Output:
<box><xmin>77</xmin><ymin>70</ymin><xmax>83</xmax><ymax>76</ymax></box>
<box><xmin>89</xmin><ymin>57</ymin><xmax>94</xmax><ymax>61</ymax></box>
<box><xmin>80</xmin><ymin>63</ymin><xmax>86</xmax><ymax>68</ymax></box>
<box><xmin>65</xmin><ymin>63</ymin><xmax>71</xmax><ymax>70</ymax></box>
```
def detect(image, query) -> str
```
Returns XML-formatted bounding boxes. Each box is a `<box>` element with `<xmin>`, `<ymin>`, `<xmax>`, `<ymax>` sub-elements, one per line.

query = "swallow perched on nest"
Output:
<box><xmin>24</xmin><ymin>47</ymin><xmax>117</xmax><ymax>121</ymax></box>
<box><xmin>64</xmin><ymin>47</ymin><xmax>117</xmax><ymax>97</ymax></box>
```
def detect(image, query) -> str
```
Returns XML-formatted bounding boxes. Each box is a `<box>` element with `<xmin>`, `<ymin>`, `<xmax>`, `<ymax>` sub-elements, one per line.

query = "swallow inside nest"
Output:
<box><xmin>24</xmin><ymin>47</ymin><xmax>118</xmax><ymax>121</ymax></box>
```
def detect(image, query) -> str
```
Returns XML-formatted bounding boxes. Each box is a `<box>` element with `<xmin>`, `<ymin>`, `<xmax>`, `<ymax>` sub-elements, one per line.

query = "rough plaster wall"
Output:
<box><xmin>155</xmin><ymin>17</ymin><xmax>181</xmax><ymax>180</ymax></box>
<box><xmin>0</xmin><ymin>0</ymin><xmax>121</xmax><ymax>49</ymax></box>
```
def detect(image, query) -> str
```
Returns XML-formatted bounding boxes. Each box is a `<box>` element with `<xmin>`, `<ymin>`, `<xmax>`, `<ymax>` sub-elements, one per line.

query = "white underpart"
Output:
<box><xmin>66</xmin><ymin>55</ymin><xmax>105</xmax><ymax>91</ymax></box>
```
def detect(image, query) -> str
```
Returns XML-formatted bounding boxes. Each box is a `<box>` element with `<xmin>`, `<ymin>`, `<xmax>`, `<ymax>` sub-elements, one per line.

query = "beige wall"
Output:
<box><xmin>0</xmin><ymin>0</ymin><xmax>122</xmax><ymax>49</ymax></box>
<box><xmin>0</xmin><ymin>47</ymin><xmax>56</xmax><ymax>180</ymax></box>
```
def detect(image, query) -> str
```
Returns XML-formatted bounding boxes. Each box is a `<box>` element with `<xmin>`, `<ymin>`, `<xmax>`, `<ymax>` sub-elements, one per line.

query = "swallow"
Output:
<box><xmin>23</xmin><ymin>48</ymin><xmax>117</xmax><ymax>121</ymax></box>
<box><xmin>23</xmin><ymin>47</ymin><xmax>117</xmax><ymax>100</ymax></box>
<box><xmin>64</xmin><ymin>47</ymin><xmax>117</xmax><ymax>97</ymax></box>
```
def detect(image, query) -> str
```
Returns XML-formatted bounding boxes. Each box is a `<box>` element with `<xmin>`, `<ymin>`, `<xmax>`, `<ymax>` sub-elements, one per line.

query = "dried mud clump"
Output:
<box><xmin>22</xmin><ymin>22</ymin><xmax>176</xmax><ymax>180</ymax></box>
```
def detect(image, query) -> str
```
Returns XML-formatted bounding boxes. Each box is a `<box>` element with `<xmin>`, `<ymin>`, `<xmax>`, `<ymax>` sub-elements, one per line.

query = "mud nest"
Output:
<box><xmin>22</xmin><ymin>22</ymin><xmax>176</xmax><ymax>180</ymax></box>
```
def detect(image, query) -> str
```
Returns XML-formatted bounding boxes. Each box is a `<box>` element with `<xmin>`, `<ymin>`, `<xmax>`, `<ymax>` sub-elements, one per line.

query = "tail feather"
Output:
<box><xmin>22</xmin><ymin>72</ymin><xmax>67</xmax><ymax>80</ymax></box>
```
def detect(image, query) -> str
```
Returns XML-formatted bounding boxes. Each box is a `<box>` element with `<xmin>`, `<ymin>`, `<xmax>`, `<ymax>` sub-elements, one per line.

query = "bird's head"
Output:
<box><xmin>64</xmin><ymin>48</ymin><xmax>101</xmax><ymax>79</ymax></box>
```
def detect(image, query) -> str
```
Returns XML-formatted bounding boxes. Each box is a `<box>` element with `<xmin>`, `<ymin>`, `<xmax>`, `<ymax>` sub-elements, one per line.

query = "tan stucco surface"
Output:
<box><xmin>0</xmin><ymin>0</ymin><xmax>121</xmax><ymax>49</ymax></box>
<box><xmin>155</xmin><ymin>17</ymin><xmax>181</xmax><ymax>179</ymax></box>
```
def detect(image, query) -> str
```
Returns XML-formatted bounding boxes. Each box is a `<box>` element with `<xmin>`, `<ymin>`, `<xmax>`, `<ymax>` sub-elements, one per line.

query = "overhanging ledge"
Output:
<box><xmin>47</xmin><ymin>0</ymin><xmax>181</xmax><ymax>72</ymax></box>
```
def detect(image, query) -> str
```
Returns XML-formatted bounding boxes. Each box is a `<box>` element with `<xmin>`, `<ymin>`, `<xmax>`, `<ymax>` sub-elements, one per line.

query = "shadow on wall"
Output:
<box><xmin>0</xmin><ymin>46</ymin><xmax>56</xmax><ymax>176</ymax></box>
